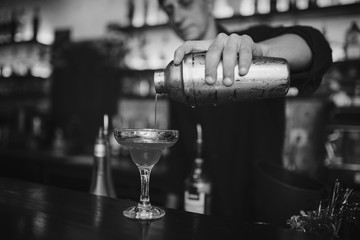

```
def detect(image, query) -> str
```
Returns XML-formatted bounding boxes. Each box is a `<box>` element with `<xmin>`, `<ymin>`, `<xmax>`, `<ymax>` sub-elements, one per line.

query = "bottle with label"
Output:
<box><xmin>90</xmin><ymin>126</ymin><xmax>116</xmax><ymax>198</ymax></box>
<box><xmin>344</xmin><ymin>21</ymin><xmax>360</xmax><ymax>60</ymax></box>
<box><xmin>184</xmin><ymin>124</ymin><xmax>211</xmax><ymax>215</ymax></box>
<box><xmin>154</xmin><ymin>52</ymin><xmax>290</xmax><ymax>108</ymax></box>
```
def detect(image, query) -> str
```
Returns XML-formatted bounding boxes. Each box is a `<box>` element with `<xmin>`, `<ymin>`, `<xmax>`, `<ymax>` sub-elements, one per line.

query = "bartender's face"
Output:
<box><xmin>160</xmin><ymin>0</ymin><xmax>213</xmax><ymax>41</ymax></box>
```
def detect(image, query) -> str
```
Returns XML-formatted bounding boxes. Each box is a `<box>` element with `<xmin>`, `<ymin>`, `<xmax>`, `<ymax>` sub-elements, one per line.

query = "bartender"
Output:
<box><xmin>159</xmin><ymin>0</ymin><xmax>332</xmax><ymax>221</ymax></box>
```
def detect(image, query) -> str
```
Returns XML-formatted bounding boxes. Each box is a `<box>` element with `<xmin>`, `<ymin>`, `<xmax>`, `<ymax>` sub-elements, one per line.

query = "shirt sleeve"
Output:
<box><xmin>234</xmin><ymin>24</ymin><xmax>333</xmax><ymax>96</ymax></box>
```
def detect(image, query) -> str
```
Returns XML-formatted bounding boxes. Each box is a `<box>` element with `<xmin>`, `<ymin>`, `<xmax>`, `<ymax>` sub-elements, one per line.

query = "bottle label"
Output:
<box><xmin>184</xmin><ymin>190</ymin><xmax>209</xmax><ymax>214</ymax></box>
<box><xmin>94</xmin><ymin>144</ymin><xmax>106</xmax><ymax>157</ymax></box>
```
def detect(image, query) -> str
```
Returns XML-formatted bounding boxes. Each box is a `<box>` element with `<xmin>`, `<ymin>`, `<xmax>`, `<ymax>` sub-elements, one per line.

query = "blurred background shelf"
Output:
<box><xmin>0</xmin><ymin>0</ymin><xmax>359</xmax><ymax>202</ymax></box>
<box><xmin>108</xmin><ymin>3</ymin><xmax>360</xmax><ymax>32</ymax></box>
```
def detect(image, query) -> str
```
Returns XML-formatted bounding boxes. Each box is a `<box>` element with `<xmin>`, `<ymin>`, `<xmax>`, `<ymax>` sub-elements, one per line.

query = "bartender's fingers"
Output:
<box><xmin>173</xmin><ymin>40</ymin><xmax>213</xmax><ymax>65</ymax></box>
<box><xmin>237</xmin><ymin>35</ymin><xmax>255</xmax><ymax>76</ymax></box>
<box><xmin>238</xmin><ymin>35</ymin><xmax>264</xmax><ymax>76</ymax></box>
<box><xmin>205</xmin><ymin>33</ymin><xmax>228</xmax><ymax>85</ymax></box>
<box><xmin>222</xmin><ymin>34</ymin><xmax>241</xmax><ymax>86</ymax></box>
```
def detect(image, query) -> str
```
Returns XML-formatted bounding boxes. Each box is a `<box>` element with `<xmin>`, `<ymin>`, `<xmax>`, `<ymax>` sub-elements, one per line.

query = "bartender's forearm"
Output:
<box><xmin>258</xmin><ymin>34</ymin><xmax>312</xmax><ymax>72</ymax></box>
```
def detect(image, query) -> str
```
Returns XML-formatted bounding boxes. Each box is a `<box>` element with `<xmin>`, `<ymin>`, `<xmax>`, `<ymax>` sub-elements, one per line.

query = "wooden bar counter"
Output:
<box><xmin>0</xmin><ymin>177</ymin><xmax>328</xmax><ymax>240</ymax></box>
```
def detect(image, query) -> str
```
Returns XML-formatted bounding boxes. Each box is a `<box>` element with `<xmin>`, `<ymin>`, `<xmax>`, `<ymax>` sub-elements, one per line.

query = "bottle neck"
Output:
<box><xmin>192</xmin><ymin>158</ymin><xmax>204</xmax><ymax>176</ymax></box>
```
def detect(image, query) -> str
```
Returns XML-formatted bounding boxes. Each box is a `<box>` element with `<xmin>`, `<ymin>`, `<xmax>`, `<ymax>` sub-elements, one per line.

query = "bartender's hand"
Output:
<box><xmin>173</xmin><ymin>33</ymin><xmax>264</xmax><ymax>87</ymax></box>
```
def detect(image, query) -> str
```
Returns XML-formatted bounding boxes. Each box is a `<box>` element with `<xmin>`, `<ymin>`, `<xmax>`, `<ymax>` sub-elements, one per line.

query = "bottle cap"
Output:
<box><xmin>154</xmin><ymin>70</ymin><xmax>165</xmax><ymax>94</ymax></box>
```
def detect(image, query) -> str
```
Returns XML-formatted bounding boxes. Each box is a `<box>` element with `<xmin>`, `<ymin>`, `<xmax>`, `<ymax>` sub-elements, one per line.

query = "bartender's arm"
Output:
<box><xmin>172</xmin><ymin>33</ymin><xmax>312</xmax><ymax>87</ymax></box>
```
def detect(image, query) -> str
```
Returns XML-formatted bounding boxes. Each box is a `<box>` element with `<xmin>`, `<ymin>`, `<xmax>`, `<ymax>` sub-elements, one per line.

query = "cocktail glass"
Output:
<box><xmin>114</xmin><ymin>128</ymin><xmax>179</xmax><ymax>220</ymax></box>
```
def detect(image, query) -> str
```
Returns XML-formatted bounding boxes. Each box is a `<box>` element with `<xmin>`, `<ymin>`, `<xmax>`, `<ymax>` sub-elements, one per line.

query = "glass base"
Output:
<box><xmin>123</xmin><ymin>206</ymin><xmax>165</xmax><ymax>220</ymax></box>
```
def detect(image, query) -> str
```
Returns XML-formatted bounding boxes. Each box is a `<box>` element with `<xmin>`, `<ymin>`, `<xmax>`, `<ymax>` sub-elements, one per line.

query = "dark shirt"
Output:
<box><xmin>166</xmin><ymin>24</ymin><xmax>332</xmax><ymax>220</ymax></box>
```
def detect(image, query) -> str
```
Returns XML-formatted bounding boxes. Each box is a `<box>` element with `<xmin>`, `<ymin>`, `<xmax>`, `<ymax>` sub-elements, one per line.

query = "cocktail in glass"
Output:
<box><xmin>114</xmin><ymin>128</ymin><xmax>179</xmax><ymax>220</ymax></box>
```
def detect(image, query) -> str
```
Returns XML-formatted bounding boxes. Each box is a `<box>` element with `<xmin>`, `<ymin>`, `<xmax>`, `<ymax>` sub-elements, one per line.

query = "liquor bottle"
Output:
<box><xmin>184</xmin><ymin>124</ymin><xmax>211</xmax><ymax>215</ymax></box>
<box><xmin>154</xmin><ymin>52</ymin><xmax>290</xmax><ymax>108</ymax></box>
<box><xmin>344</xmin><ymin>21</ymin><xmax>360</xmax><ymax>60</ymax></box>
<box><xmin>90</xmin><ymin>126</ymin><xmax>116</xmax><ymax>198</ymax></box>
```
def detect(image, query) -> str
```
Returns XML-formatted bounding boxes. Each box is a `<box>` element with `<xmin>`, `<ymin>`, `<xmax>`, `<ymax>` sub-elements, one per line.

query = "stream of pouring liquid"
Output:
<box><xmin>154</xmin><ymin>94</ymin><xmax>158</xmax><ymax>128</ymax></box>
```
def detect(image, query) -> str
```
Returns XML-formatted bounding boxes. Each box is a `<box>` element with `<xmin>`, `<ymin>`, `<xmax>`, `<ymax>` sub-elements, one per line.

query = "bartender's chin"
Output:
<box><xmin>176</xmin><ymin>28</ymin><xmax>198</xmax><ymax>41</ymax></box>
<box><xmin>179</xmin><ymin>32</ymin><xmax>199</xmax><ymax>41</ymax></box>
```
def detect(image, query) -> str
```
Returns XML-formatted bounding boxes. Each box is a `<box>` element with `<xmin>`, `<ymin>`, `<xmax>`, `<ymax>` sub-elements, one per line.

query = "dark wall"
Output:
<box><xmin>51</xmin><ymin>39</ymin><xmax>121</xmax><ymax>152</ymax></box>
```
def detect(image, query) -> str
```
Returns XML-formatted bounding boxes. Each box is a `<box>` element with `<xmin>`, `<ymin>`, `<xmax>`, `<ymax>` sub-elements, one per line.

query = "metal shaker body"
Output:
<box><xmin>154</xmin><ymin>52</ymin><xmax>290</xmax><ymax>107</ymax></box>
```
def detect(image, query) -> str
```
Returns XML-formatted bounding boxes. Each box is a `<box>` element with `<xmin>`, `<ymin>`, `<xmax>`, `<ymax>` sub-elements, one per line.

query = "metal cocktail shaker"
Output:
<box><xmin>154</xmin><ymin>52</ymin><xmax>290</xmax><ymax>107</ymax></box>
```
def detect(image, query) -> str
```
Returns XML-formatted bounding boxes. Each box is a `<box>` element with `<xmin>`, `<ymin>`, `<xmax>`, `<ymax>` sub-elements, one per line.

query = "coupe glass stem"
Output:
<box><xmin>137</xmin><ymin>166</ymin><xmax>153</xmax><ymax>210</ymax></box>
